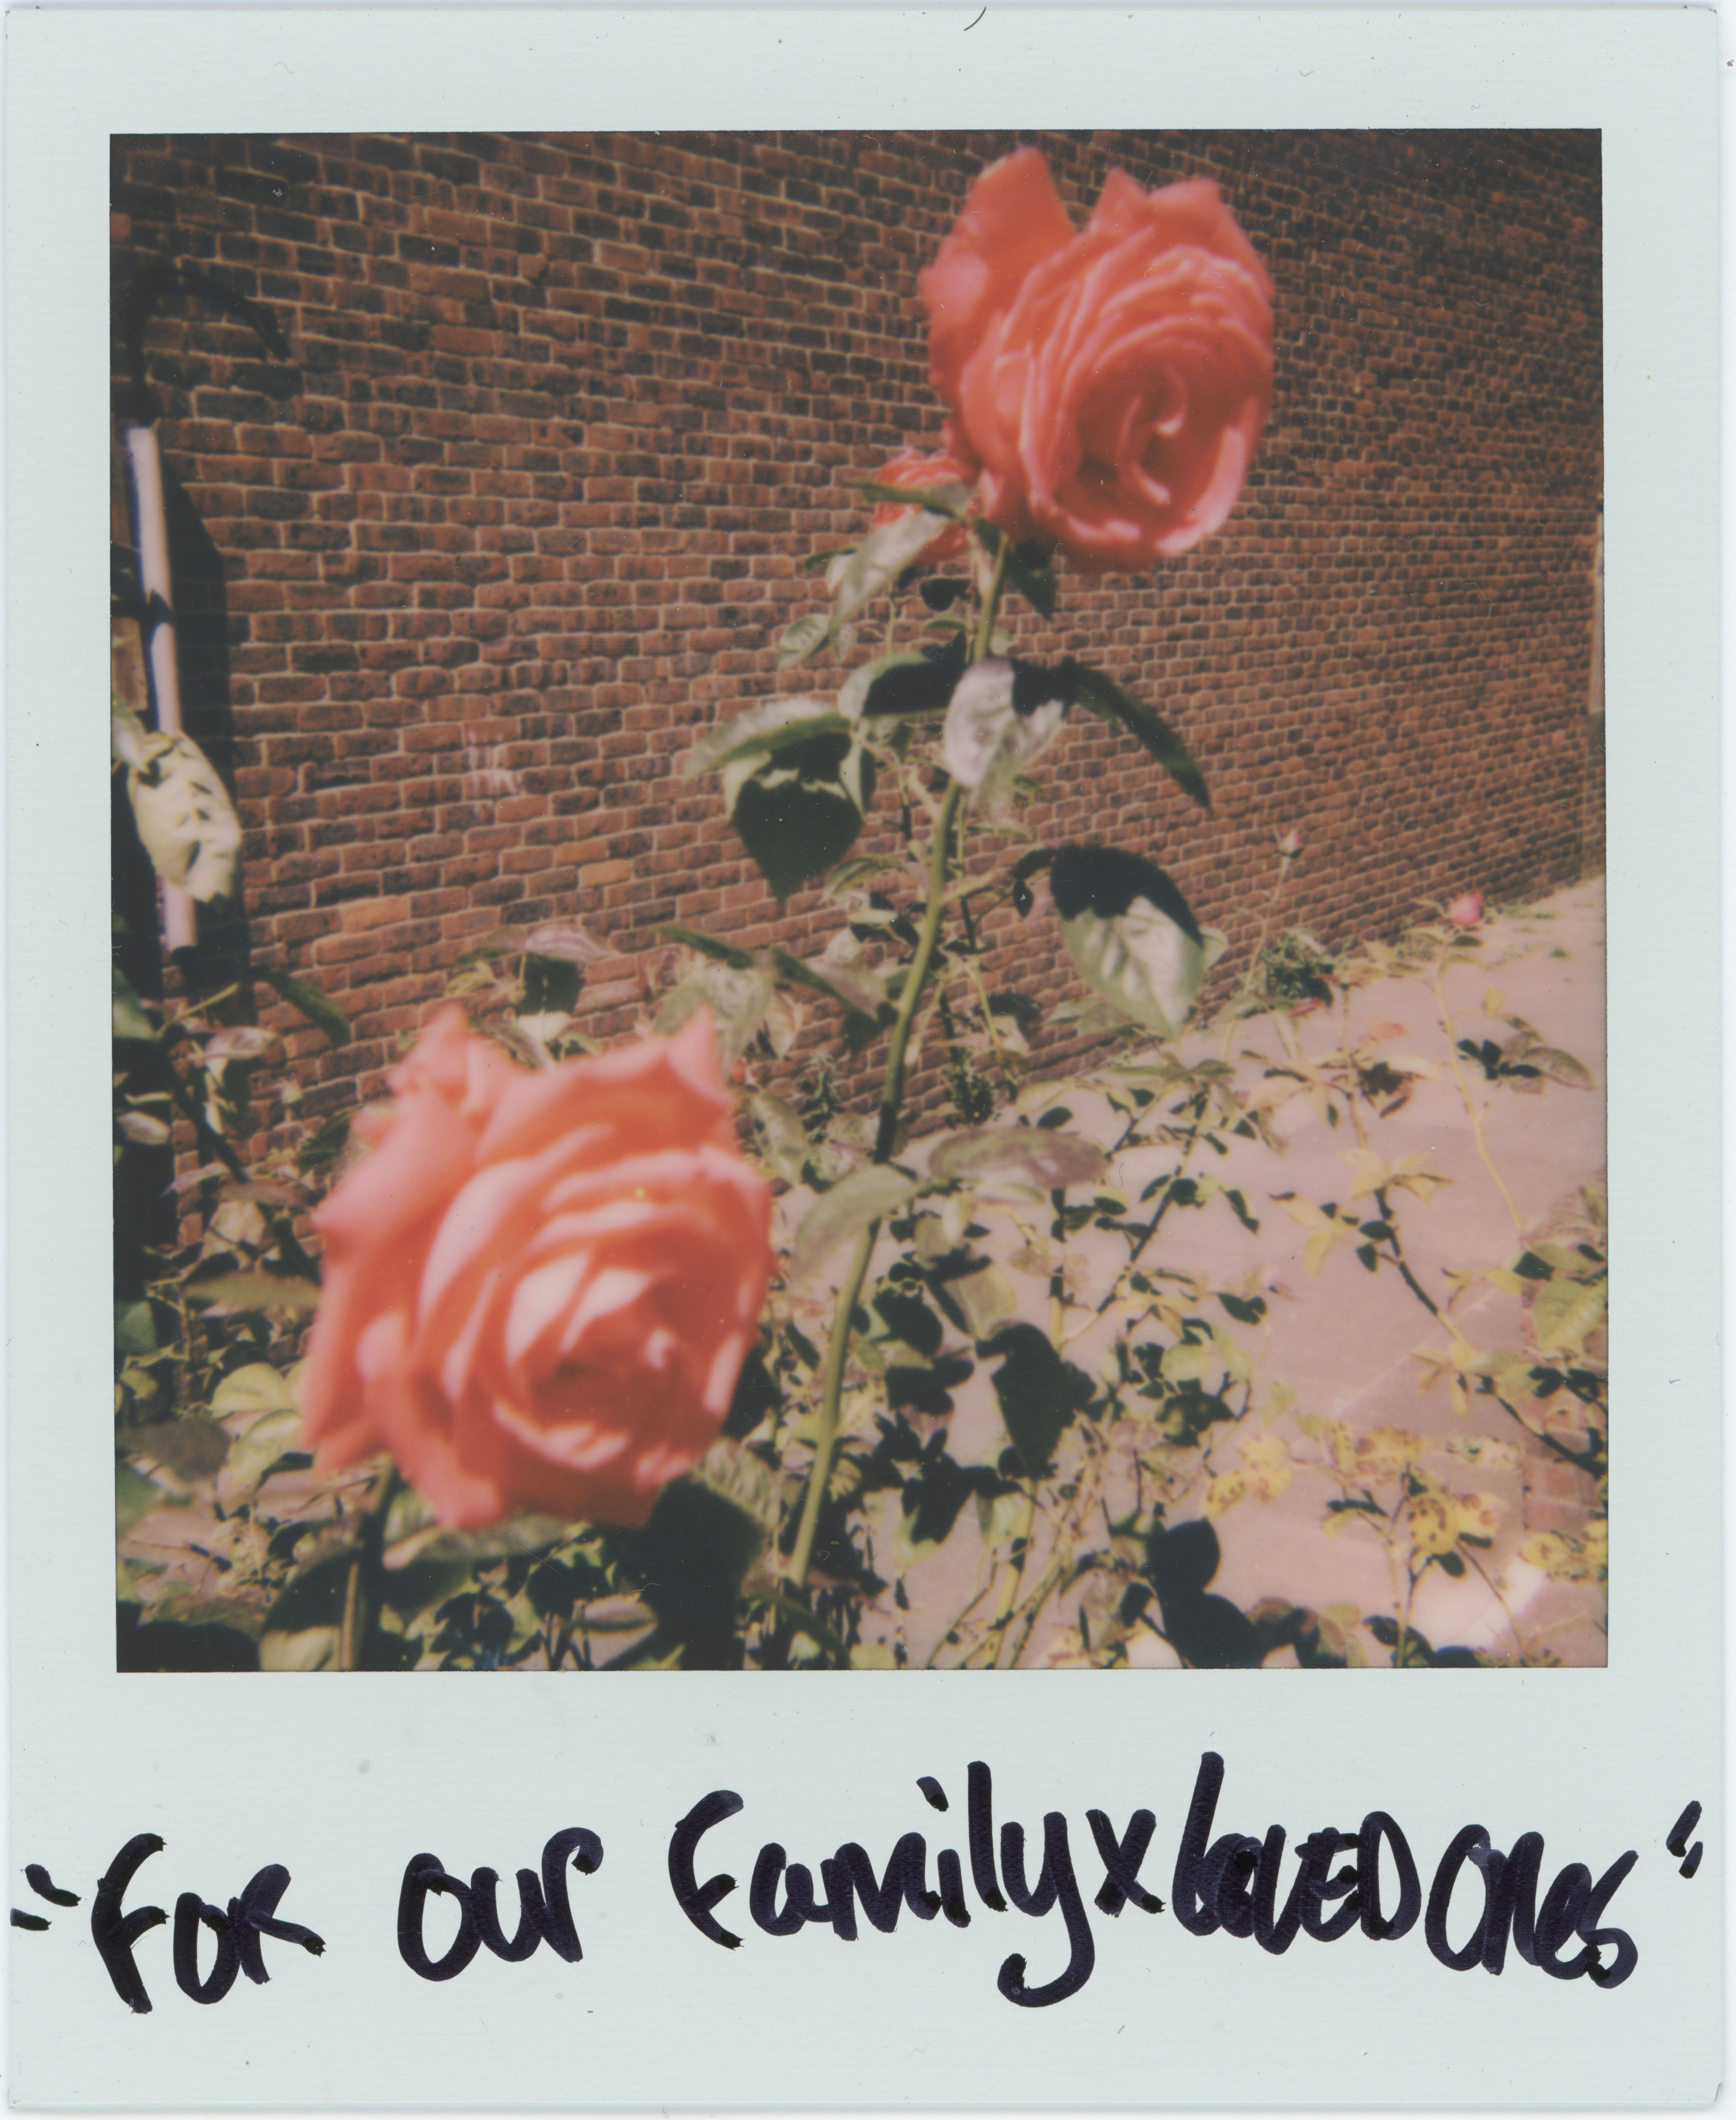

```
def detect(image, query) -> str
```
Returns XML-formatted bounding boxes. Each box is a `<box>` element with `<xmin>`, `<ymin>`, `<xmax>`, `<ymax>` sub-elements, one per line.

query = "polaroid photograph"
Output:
<box><xmin>6</xmin><ymin>5</ymin><xmax>1722</xmax><ymax>2109</ymax></box>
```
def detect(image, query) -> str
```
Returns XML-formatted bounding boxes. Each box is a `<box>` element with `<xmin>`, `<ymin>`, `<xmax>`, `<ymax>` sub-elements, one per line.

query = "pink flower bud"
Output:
<box><xmin>1446</xmin><ymin>892</ymin><xmax>1484</xmax><ymax>930</ymax></box>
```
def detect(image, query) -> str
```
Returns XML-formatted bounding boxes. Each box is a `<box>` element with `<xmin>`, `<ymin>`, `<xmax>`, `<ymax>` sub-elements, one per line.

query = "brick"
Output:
<box><xmin>340</xmin><ymin>893</ymin><xmax>412</xmax><ymax>932</ymax></box>
<box><xmin>111</xmin><ymin>125</ymin><xmax>1601</xmax><ymax>1126</ymax></box>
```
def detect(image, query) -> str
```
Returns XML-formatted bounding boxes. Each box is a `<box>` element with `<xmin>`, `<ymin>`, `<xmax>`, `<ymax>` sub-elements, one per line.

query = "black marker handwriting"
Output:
<box><xmin>1178</xmin><ymin>1753</ymin><xmax>1637</xmax><ymax>1989</ymax></box>
<box><xmin>396</xmin><ymin>1828</ymin><xmax>602</xmax><ymax>1982</ymax></box>
<box><xmin>670</xmin><ymin>1762</ymin><xmax>1162</xmax><ymax>2008</ymax></box>
<box><xmin>87</xmin><ymin>1834</ymin><xmax>323</xmax><ymax>2013</ymax></box>
<box><xmin>12</xmin><ymin>1861</ymin><xmax>82</xmax><ymax>1932</ymax></box>
<box><xmin>667</xmin><ymin>1753</ymin><xmax>1642</xmax><ymax>2005</ymax></box>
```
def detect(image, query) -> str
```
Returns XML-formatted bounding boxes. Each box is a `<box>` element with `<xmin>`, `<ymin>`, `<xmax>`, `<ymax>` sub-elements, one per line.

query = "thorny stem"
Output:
<box><xmin>786</xmin><ymin>1216</ymin><xmax>879</xmax><ymax>1591</ymax></box>
<box><xmin>1373</xmin><ymin>1185</ymin><xmax>1442</xmax><ymax>1320</ymax></box>
<box><xmin>987</xmin><ymin>1494</ymin><xmax>1037</xmax><ymax>1669</ymax></box>
<box><xmin>874</xmin><ymin>781</ymin><xmax>965</xmax><ymax>1162</ymax></box>
<box><xmin>337</xmin><ymin>1462</ymin><xmax>403</xmax><ymax>1673</ymax></box>
<box><xmin>1434</xmin><ymin>957</ymin><xmax>1526</xmax><ymax>1240</ymax></box>
<box><xmin>1094</xmin><ymin>1092</ymin><xmax>1210</xmax><ymax>1313</ymax></box>
<box><xmin>788</xmin><ymin>549</ymin><xmax>1008</xmax><ymax>1605</ymax></box>
<box><xmin>1007</xmin><ymin>1426</ymin><xmax>1113</xmax><ymax>1668</ymax></box>
<box><xmin>925</xmin><ymin>1568</ymin><xmax>1001</xmax><ymax>1669</ymax></box>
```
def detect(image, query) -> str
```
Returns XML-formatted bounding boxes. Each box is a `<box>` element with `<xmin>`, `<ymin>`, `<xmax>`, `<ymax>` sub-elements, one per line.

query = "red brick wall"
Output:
<box><xmin>110</xmin><ymin>130</ymin><xmax>1602</xmax><ymax>1121</ymax></box>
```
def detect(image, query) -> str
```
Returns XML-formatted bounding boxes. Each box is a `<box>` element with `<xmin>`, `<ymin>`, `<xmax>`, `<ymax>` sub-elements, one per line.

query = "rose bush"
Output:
<box><xmin>920</xmin><ymin>147</ymin><xmax>1274</xmax><ymax>572</ymax></box>
<box><xmin>868</xmin><ymin>447</ymin><xmax>974</xmax><ymax>564</ymax></box>
<box><xmin>299</xmin><ymin>1005</ymin><xmax>774</xmax><ymax>1529</ymax></box>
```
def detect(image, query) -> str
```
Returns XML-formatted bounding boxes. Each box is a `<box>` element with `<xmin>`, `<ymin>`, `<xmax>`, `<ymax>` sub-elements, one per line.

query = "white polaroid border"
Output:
<box><xmin>6</xmin><ymin>7</ymin><xmax>1720</xmax><ymax>2109</ymax></box>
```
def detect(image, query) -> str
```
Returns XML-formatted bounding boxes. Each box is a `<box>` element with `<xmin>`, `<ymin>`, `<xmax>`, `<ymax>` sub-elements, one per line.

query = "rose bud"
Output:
<box><xmin>869</xmin><ymin>447</ymin><xmax>975</xmax><ymax>565</ymax></box>
<box><xmin>920</xmin><ymin>148</ymin><xmax>1274</xmax><ymax>573</ymax></box>
<box><xmin>1446</xmin><ymin>892</ymin><xmax>1484</xmax><ymax>929</ymax></box>
<box><xmin>298</xmin><ymin>1006</ymin><xmax>774</xmax><ymax>1531</ymax></box>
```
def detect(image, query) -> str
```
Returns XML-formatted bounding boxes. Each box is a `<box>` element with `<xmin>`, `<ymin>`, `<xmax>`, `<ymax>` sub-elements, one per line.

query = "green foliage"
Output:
<box><xmin>1255</xmin><ymin>928</ymin><xmax>1337</xmax><ymax>1006</ymax></box>
<box><xmin>112</xmin><ymin>703</ymin><xmax>242</xmax><ymax>902</ymax></box>
<box><xmin>113</xmin><ymin>445</ymin><xmax>1605</xmax><ymax>1679</ymax></box>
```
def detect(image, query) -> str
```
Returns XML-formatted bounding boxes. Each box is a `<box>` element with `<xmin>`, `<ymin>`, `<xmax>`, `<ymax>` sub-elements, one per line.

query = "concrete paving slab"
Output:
<box><xmin>791</xmin><ymin>879</ymin><xmax>1608</xmax><ymax>1669</ymax></box>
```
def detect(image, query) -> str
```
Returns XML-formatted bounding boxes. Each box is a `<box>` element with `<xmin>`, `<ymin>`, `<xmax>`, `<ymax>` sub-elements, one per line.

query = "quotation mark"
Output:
<box><xmin>11</xmin><ymin>1863</ymin><xmax>81</xmax><ymax>1931</ymax></box>
<box><xmin>1666</xmin><ymin>1801</ymin><xmax>1703</xmax><ymax>1880</ymax></box>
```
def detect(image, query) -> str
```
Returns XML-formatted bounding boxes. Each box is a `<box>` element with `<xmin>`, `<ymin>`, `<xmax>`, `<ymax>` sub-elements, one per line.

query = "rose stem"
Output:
<box><xmin>336</xmin><ymin>1462</ymin><xmax>402</xmax><ymax>1673</ymax></box>
<box><xmin>786</xmin><ymin>538</ymin><xmax>1007</xmax><ymax>1601</ymax></box>
<box><xmin>1432</xmin><ymin>953</ymin><xmax>1526</xmax><ymax>1240</ymax></box>
<box><xmin>785</xmin><ymin>782</ymin><xmax>962</xmax><ymax>1593</ymax></box>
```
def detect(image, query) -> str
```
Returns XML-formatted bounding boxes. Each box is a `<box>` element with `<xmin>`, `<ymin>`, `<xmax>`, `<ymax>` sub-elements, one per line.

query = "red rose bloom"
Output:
<box><xmin>920</xmin><ymin>148</ymin><xmax>1274</xmax><ymax>573</ymax></box>
<box><xmin>299</xmin><ymin>1007</ymin><xmax>774</xmax><ymax>1530</ymax></box>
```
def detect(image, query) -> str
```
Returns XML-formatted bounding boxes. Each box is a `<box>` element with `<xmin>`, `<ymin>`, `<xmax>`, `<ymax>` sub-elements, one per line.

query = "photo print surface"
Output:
<box><xmin>110</xmin><ymin>128</ymin><xmax>1605</xmax><ymax>1675</ymax></box>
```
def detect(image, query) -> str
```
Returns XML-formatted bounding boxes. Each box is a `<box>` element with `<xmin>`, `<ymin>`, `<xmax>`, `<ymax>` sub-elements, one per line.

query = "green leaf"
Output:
<box><xmin>385</xmin><ymin>1512</ymin><xmax>571</xmax><ymax>1570</ymax></box>
<box><xmin>749</xmin><ymin>1093</ymin><xmax>812</xmax><ymax>1187</ymax></box>
<box><xmin>655</xmin><ymin>964</ymin><xmax>776</xmax><ymax>1070</ymax></box>
<box><xmin>122</xmin><ymin>727</ymin><xmax>243</xmax><ymax>901</ymax></box>
<box><xmin>726</xmin><ymin>729</ymin><xmax>875</xmax><ymax>901</ymax></box>
<box><xmin>522</xmin><ymin>919</ymin><xmax>608</xmax><ymax>964</ymax></box>
<box><xmin>210</xmin><ymin>1363</ymin><xmax>298</xmax><ymax>1418</ymax></box>
<box><xmin>788</xmin><ymin>1163</ymin><xmax>918</xmax><ymax>1281</ymax></box>
<box><xmin>1051</xmin><ymin>846</ymin><xmax>1205</xmax><ymax>1038</ymax></box>
<box><xmin>259</xmin><ymin>1628</ymin><xmax>337</xmax><ymax>1673</ymax></box>
<box><xmin>943</xmin><ymin>659</ymin><xmax>1068</xmax><ymax>811</ymax></box>
<box><xmin>522</xmin><ymin>953</ymin><xmax>582</xmax><ymax>1016</ymax></box>
<box><xmin>839</xmin><ymin>647</ymin><xmax>963</xmax><ymax>721</ymax></box>
<box><xmin>654</xmin><ymin>923</ymin><xmax>759</xmax><ymax>970</ymax></box>
<box><xmin>131</xmin><ymin>1417</ymin><xmax>230</xmax><ymax>1481</ymax></box>
<box><xmin>1161</xmin><ymin>1341</ymin><xmax>1217</xmax><ymax>1386</ymax></box>
<box><xmin>1531</xmin><ymin>1276</ymin><xmax>1607</xmax><ymax>1357</ymax></box>
<box><xmin>776</xmin><ymin>612</ymin><xmax>832</xmax><ymax>669</ymax></box>
<box><xmin>1524</xmin><ymin>1047</ymin><xmax>1595</xmax><ymax>1090</ymax></box>
<box><xmin>767</xmin><ymin>947</ymin><xmax>887</xmax><ymax>1022</ymax></box>
<box><xmin>185</xmin><ymin>1272</ymin><xmax>322</xmax><ymax>1313</ymax></box>
<box><xmin>261</xmin><ymin>968</ymin><xmax>351</xmax><ymax>1047</ymax></box>
<box><xmin>799</xmin><ymin>545</ymin><xmax>859</xmax><ymax>576</ymax></box>
<box><xmin>112</xmin><ymin>963</ymin><xmax>158</xmax><ymax>1043</ymax></box>
<box><xmin>682</xmin><ymin>697</ymin><xmax>850</xmax><ymax>781</ymax></box>
<box><xmin>114</xmin><ymin>1299</ymin><xmax>159</xmax><ymax>1356</ymax></box>
<box><xmin>221</xmin><ymin>1408</ymin><xmax>303</xmax><ymax>1496</ymax></box>
<box><xmin>947</xmin><ymin>1261</ymin><xmax>1019</xmax><ymax>1340</ymax></box>
<box><xmin>117</xmin><ymin>1463</ymin><xmax>171</xmax><ymax>1537</ymax></box>
<box><xmin>263</xmin><ymin>1554</ymin><xmax>354</xmax><ymax>1638</ymax></box>
<box><xmin>980</xmin><ymin>1323</ymin><xmax>1093</xmax><ymax>1479</ymax></box>
<box><xmin>296</xmin><ymin>1111</ymin><xmax>351</xmax><ymax>1173</ymax></box>
<box><xmin>851</xmin><ymin>476</ymin><xmax>971</xmax><ymax>519</ymax></box>
<box><xmin>931</xmin><ymin>1127</ymin><xmax>1105</xmax><ymax>1193</ymax></box>
<box><xmin>1062</xmin><ymin>661</ymin><xmax>1211</xmax><ymax>811</ymax></box>
<box><xmin>822</xmin><ymin>853</ymin><xmax>909</xmax><ymax>898</ymax></box>
<box><xmin>831</xmin><ymin>509</ymin><xmax>952</xmax><ymax>624</ymax></box>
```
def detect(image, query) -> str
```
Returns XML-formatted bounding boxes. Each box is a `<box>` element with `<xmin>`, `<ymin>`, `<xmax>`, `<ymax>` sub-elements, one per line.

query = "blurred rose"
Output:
<box><xmin>919</xmin><ymin>148</ymin><xmax>1274</xmax><ymax>573</ymax></box>
<box><xmin>300</xmin><ymin>1007</ymin><xmax>774</xmax><ymax>1530</ymax></box>
<box><xmin>1446</xmin><ymin>892</ymin><xmax>1484</xmax><ymax>929</ymax></box>
<box><xmin>869</xmin><ymin>448</ymin><xmax>974</xmax><ymax>565</ymax></box>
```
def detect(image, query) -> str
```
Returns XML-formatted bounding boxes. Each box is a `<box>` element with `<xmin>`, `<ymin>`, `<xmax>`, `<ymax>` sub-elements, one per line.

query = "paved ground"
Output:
<box><xmin>798</xmin><ymin>879</ymin><xmax>1608</xmax><ymax>1668</ymax></box>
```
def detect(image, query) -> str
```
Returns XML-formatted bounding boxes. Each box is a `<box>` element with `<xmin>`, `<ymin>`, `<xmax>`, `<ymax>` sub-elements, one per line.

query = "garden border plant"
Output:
<box><xmin>111</xmin><ymin>147</ymin><xmax>1605</xmax><ymax>1674</ymax></box>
